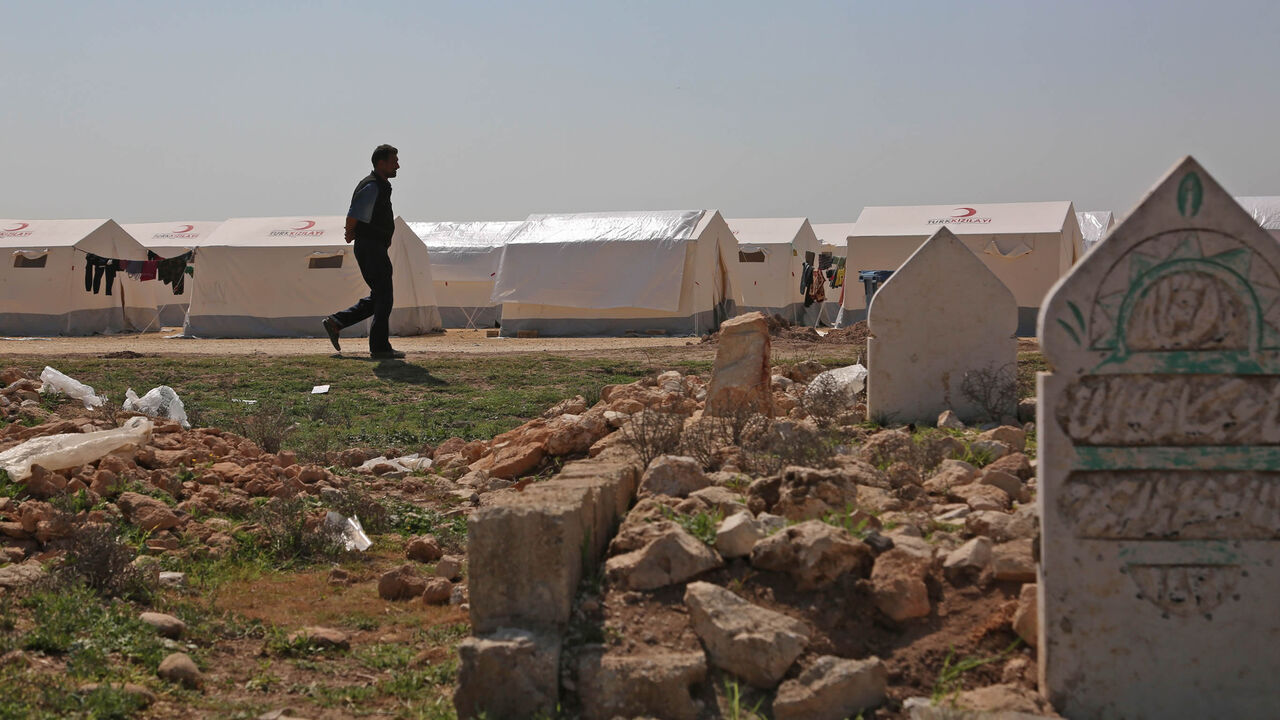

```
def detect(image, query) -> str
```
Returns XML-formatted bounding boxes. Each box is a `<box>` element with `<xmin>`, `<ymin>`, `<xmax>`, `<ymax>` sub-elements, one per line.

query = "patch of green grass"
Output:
<box><xmin>930</xmin><ymin>640</ymin><xmax>1022</xmax><ymax>706</ymax></box>
<box><xmin>661</xmin><ymin>506</ymin><xmax>723</xmax><ymax>546</ymax></box>
<box><xmin>20</xmin><ymin>585</ymin><xmax>169</xmax><ymax>679</ymax></box>
<box><xmin>356</xmin><ymin>643</ymin><xmax>418</xmax><ymax>672</ymax></box>
<box><xmin>820</xmin><ymin>504</ymin><xmax>873</xmax><ymax>539</ymax></box>
<box><xmin>385</xmin><ymin>500</ymin><xmax>468</xmax><ymax>551</ymax></box>
<box><xmin>0</xmin><ymin>666</ymin><xmax>154</xmax><ymax>720</ymax></box>
<box><xmin>19</xmin><ymin>355</ymin><xmax>689</xmax><ymax>454</ymax></box>
<box><xmin>0</xmin><ymin>469</ymin><xmax>26</xmax><ymax>500</ymax></box>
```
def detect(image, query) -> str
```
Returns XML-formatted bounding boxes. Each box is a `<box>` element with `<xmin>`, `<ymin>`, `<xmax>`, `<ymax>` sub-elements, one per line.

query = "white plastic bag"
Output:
<box><xmin>325</xmin><ymin>511</ymin><xmax>372</xmax><ymax>552</ymax></box>
<box><xmin>805</xmin><ymin>364</ymin><xmax>868</xmax><ymax>409</ymax></box>
<box><xmin>123</xmin><ymin>385</ymin><xmax>190</xmax><ymax>429</ymax></box>
<box><xmin>39</xmin><ymin>366</ymin><xmax>104</xmax><ymax>409</ymax></box>
<box><xmin>0</xmin><ymin>416</ymin><xmax>153</xmax><ymax>481</ymax></box>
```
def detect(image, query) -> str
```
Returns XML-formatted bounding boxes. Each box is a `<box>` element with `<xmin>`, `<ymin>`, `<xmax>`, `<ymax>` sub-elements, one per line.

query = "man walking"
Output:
<box><xmin>323</xmin><ymin>144</ymin><xmax>405</xmax><ymax>359</ymax></box>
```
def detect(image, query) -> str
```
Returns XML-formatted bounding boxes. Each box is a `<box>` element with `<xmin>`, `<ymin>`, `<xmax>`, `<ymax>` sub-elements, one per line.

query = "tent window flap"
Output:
<box><xmin>308</xmin><ymin>255</ymin><xmax>344</xmax><ymax>269</ymax></box>
<box><xmin>13</xmin><ymin>252</ymin><xmax>47</xmax><ymax>268</ymax></box>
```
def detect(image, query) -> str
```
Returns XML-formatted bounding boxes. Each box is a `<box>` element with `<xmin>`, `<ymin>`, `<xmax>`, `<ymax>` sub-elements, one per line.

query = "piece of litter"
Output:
<box><xmin>325</xmin><ymin>512</ymin><xmax>372</xmax><ymax>552</ymax></box>
<box><xmin>231</xmin><ymin>399</ymin><xmax>258</xmax><ymax>405</ymax></box>
<box><xmin>40</xmin><ymin>366</ymin><xmax>106</xmax><ymax>409</ymax></box>
<box><xmin>311</xmin><ymin>384</ymin><xmax>330</xmax><ymax>394</ymax></box>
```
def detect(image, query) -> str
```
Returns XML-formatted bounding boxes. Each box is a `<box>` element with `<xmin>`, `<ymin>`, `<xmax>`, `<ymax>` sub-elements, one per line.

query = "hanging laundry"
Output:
<box><xmin>155</xmin><ymin>251</ymin><xmax>192</xmax><ymax>295</ymax></box>
<box><xmin>83</xmin><ymin>254</ymin><xmax>118</xmax><ymax>295</ymax></box>
<box><xmin>140</xmin><ymin>259</ymin><xmax>158</xmax><ymax>281</ymax></box>
<box><xmin>800</xmin><ymin>260</ymin><xmax>813</xmax><ymax>298</ymax></box>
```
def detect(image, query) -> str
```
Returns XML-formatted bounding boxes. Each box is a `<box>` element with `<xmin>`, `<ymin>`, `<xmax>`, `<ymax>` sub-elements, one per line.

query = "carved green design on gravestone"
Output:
<box><xmin>1177</xmin><ymin>171</ymin><xmax>1203</xmax><ymax>218</ymax></box>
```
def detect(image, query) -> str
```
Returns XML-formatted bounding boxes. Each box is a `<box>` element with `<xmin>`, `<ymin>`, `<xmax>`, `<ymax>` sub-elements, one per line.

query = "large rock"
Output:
<box><xmin>705</xmin><ymin>312</ymin><xmax>772</xmax><ymax>417</ymax></box>
<box><xmin>468</xmin><ymin>457</ymin><xmax>640</xmax><ymax>635</ymax></box>
<box><xmin>749</xmin><ymin>466</ymin><xmax>860</xmax><ymax>521</ymax></box>
<box><xmin>139</xmin><ymin>612</ymin><xmax>185</xmax><ymax>639</ymax></box>
<box><xmin>943</xmin><ymin>537</ymin><xmax>994</xmax><ymax>583</ymax></box>
<box><xmin>978</xmin><ymin>426</ymin><xmax>1026</xmax><ymax>453</ymax></box>
<box><xmin>924</xmin><ymin>459</ymin><xmax>979</xmax><ymax>494</ymax></box>
<box><xmin>405</xmin><ymin>535</ymin><xmax>443</xmax><ymax>563</ymax></box>
<box><xmin>0</xmin><ymin>560</ymin><xmax>45</xmax><ymax>590</ymax></box>
<box><xmin>638</xmin><ymin>455</ymin><xmax>709</xmax><ymax>498</ymax></box>
<box><xmin>576</xmin><ymin>649</ymin><xmax>707</xmax><ymax>720</ymax></box>
<box><xmin>952</xmin><ymin>483</ymin><xmax>1010</xmax><ymax>512</ymax></box>
<box><xmin>115</xmin><ymin>492</ymin><xmax>180</xmax><ymax>532</ymax></box>
<box><xmin>750</xmin><ymin>520</ymin><xmax>872</xmax><ymax>589</ymax></box>
<box><xmin>378</xmin><ymin>564</ymin><xmax>430</xmax><ymax>600</ymax></box>
<box><xmin>714</xmin><ymin>511</ymin><xmax>763</xmax><ymax>558</ymax></box>
<box><xmin>965</xmin><ymin>507</ymin><xmax>1037</xmax><ymax>542</ymax></box>
<box><xmin>606</xmin><ymin>524</ymin><xmax>722</xmax><ymax>590</ymax></box>
<box><xmin>684</xmin><ymin>581</ymin><xmax>809</xmax><ymax>687</ymax></box>
<box><xmin>287</xmin><ymin>626</ymin><xmax>351</xmax><ymax>650</ymax></box>
<box><xmin>870</xmin><ymin>548</ymin><xmax>932</xmax><ymax>621</ymax></box>
<box><xmin>454</xmin><ymin>630</ymin><xmax>559</xmax><ymax>720</ymax></box>
<box><xmin>991</xmin><ymin>539</ymin><xmax>1036</xmax><ymax>582</ymax></box>
<box><xmin>1012</xmin><ymin>583</ymin><xmax>1038</xmax><ymax>647</ymax></box>
<box><xmin>157</xmin><ymin>652</ymin><xmax>202</xmax><ymax>689</ymax></box>
<box><xmin>773</xmin><ymin>655</ymin><xmax>888</xmax><ymax>720</ymax></box>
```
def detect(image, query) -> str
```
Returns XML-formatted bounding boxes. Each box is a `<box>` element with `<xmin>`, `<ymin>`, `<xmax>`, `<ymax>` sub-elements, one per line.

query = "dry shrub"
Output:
<box><xmin>53</xmin><ymin>522</ymin><xmax>155</xmax><ymax>601</ymax></box>
<box><xmin>326</xmin><ymin>482</ymin><xmax>391</xmax><ymax>534</ymax></box>
<box><xmin>620</xmin><ymin>410</ymin><xmax>684</xmax><ymax>468</ymax></box>
<box><xmin>231</xmin><ymin>400</ymin><xmax>296</xmax><ymax>453</ymax></box>
<box><xmin>799</xmin><ymin>373</ymin><xmax>845</xmax><ymax>428</ymax></box>
<box><xmin>741</xmin><ymin>420</ymin><xmax>838</xmax><ymax>476</ymax></box>
<box><xmin>960</xmin><ymin>363</ymin><xmax>1018</xmax><ymax>424</ymax></box>
<box><xmin>679</xmin><ymin>416</ymin><xmax>735</xmax><ymax>470</ymax></box>
<box><xmin>252</xmin><ymin>496</ymin><xmax>344</xmax><ymax>566</ymax></box>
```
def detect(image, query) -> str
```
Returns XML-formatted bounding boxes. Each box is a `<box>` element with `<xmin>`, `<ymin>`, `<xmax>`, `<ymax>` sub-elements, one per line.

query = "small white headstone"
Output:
<box><xmin>1038</xmin><ymin>156</ymin><xmax>1280</xmax><ymax>718</ymax></box>
<box><xmin>867</xmin><ymin>227</ymin><xmax>1017</xmax><ymax>425</ymax></box>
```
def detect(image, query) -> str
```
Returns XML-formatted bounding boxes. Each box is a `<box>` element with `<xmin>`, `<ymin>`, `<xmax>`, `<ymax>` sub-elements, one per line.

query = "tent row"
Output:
<box><xmin>4</xmin><ymin>195</ymin><xmax>1278</xmax><ymax>338</ymax></box>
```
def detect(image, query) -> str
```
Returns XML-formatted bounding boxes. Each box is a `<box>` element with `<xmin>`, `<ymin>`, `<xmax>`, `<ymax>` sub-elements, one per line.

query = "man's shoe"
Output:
<box><xmin>371</xmin><ymin>349</ymin><xmax>406</xmax><ymax>360</ymax></box>
<box><xmin>322</xmin><ymin>317</ymin><xmax>342</xmax><ymax>352</ymax></box>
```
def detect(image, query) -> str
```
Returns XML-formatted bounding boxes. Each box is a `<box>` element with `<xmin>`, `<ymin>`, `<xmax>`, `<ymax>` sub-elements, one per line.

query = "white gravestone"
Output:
<box><xmin>867</xmin><ymin>227</ymin><xmax>1017</xmax><ymax>425</ymax></box>
<box><xmin>1038</xmin><ymin>156</ymin><xmax>1280</xmax><ymax>718</ymax></box>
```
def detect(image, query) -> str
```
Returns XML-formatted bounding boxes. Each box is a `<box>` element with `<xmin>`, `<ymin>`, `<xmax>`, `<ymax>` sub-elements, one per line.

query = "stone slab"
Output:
<box><xmin>868</xmin><ymin>227</ymin><xmax>1017</xmax><ymax>425</ymax></box>
<box><xmin>1038</xmin><ymin>156</ymin><xmax>1280</xmax><ymax>718</ymax></box>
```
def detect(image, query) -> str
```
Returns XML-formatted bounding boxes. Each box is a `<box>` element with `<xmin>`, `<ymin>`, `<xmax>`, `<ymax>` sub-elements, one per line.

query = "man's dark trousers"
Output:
<box><xmin>331</xmin><ymin>237</ymin><xmax>394</xmax><ymax>353</ymax></box>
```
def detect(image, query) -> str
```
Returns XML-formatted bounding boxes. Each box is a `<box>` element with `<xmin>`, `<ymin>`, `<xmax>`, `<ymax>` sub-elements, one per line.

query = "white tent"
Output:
<box><xmin>124</xmin><ymin>221</ymin><xmax>222</xmax><ymax>327</ymax></box>
<box><xmin>0</xmin><ymin>219</ymin><xmax>158</xmax><ymax>336</ymax></box>
<box><xmin>846</xmin><ymin>202</ymin><xmax>1082</xmax><ymax>335</ymax></box>
<box><xmin>1235</xmin><ymin>197</ymin><xmax>1280</xmax><ymax>240</ymax></box>
<box><xmin>184</xmin><ymin>216</ymin><xmax>442</xmax><ymax>338</ymax></box>
<box><xmin>492</xmin><ymin>210</ymin><xmax>742</xmax><ymax>337</ymax></box>
<box><xmin>407</xmin><ymin>220</ymin><xmax>521</xmax><ymax>328</ymax></box>
<box><xmin>812</xmin><ymin>221</ymin><xmax>857</xmax><ymax>322</ymax></box>
<box><xmin>726</xmin><ymin>217</ymin><xmax>820</xmax><ymax>323</ymax></box>
<box><xmin>1076</xmin><ymin>211</ymin><xmax>1114</xmax><ymax>254</ymax></box>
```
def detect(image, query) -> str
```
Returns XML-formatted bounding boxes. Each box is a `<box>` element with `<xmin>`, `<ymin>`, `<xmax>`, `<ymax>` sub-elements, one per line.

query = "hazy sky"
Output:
<box><xmin>4</xmin><ymin>1</ymin><xmax>1279</xmax><ymax>224</ymax></box>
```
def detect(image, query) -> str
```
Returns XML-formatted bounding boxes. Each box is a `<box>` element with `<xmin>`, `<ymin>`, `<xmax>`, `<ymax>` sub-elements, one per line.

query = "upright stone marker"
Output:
<box><xmin>1039</xmin><ymin>156</ymin><xmax>1280</xmax><ymax>718</ymax></box>
<box><xmin>867</xmin><ymin>227</ymin><xmax>1017</xmax><ymax>425</ymax></box>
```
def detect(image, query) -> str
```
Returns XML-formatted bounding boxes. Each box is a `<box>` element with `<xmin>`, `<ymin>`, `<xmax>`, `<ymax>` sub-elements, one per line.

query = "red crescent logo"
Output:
<box><xmin>174</xmin><ymin>224</ymin><xmax>194</xmax><ymax>234</ymax></box>
<box><xmin>3</xmin><ymin>223</ymin><xmax>29</xmax><ymax>232</ymax></box>
<box><xmin>952</xmin><ymin>208</ymin><xmax>977</xmax><ymax>218</ymax></box>
<box><xmin>293</xmin><ymin>220</ymin><xmax>316</xmax><ymax>231</ymax></box>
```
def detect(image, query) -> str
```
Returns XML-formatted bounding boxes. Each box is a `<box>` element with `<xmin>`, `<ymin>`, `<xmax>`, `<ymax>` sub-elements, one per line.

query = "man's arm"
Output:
<box><xmin>346</xmin><ymin>183</ymin><xmax>377</xmax><ymax>243</ymax></box>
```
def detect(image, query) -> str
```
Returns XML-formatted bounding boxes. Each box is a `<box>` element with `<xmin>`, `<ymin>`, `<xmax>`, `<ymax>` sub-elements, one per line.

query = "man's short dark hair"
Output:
<box><xmin>371</xmin><ymin>144</ymin><xmax>398</xmax><ymax>165</ymax></box>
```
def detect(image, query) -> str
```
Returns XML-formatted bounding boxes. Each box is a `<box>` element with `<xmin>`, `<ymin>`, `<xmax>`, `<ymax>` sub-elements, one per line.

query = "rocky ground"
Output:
<box><xmin>0</xmin><ymin>331</ymin><xmax>1054</xmax><ymax>718</ymax></box>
